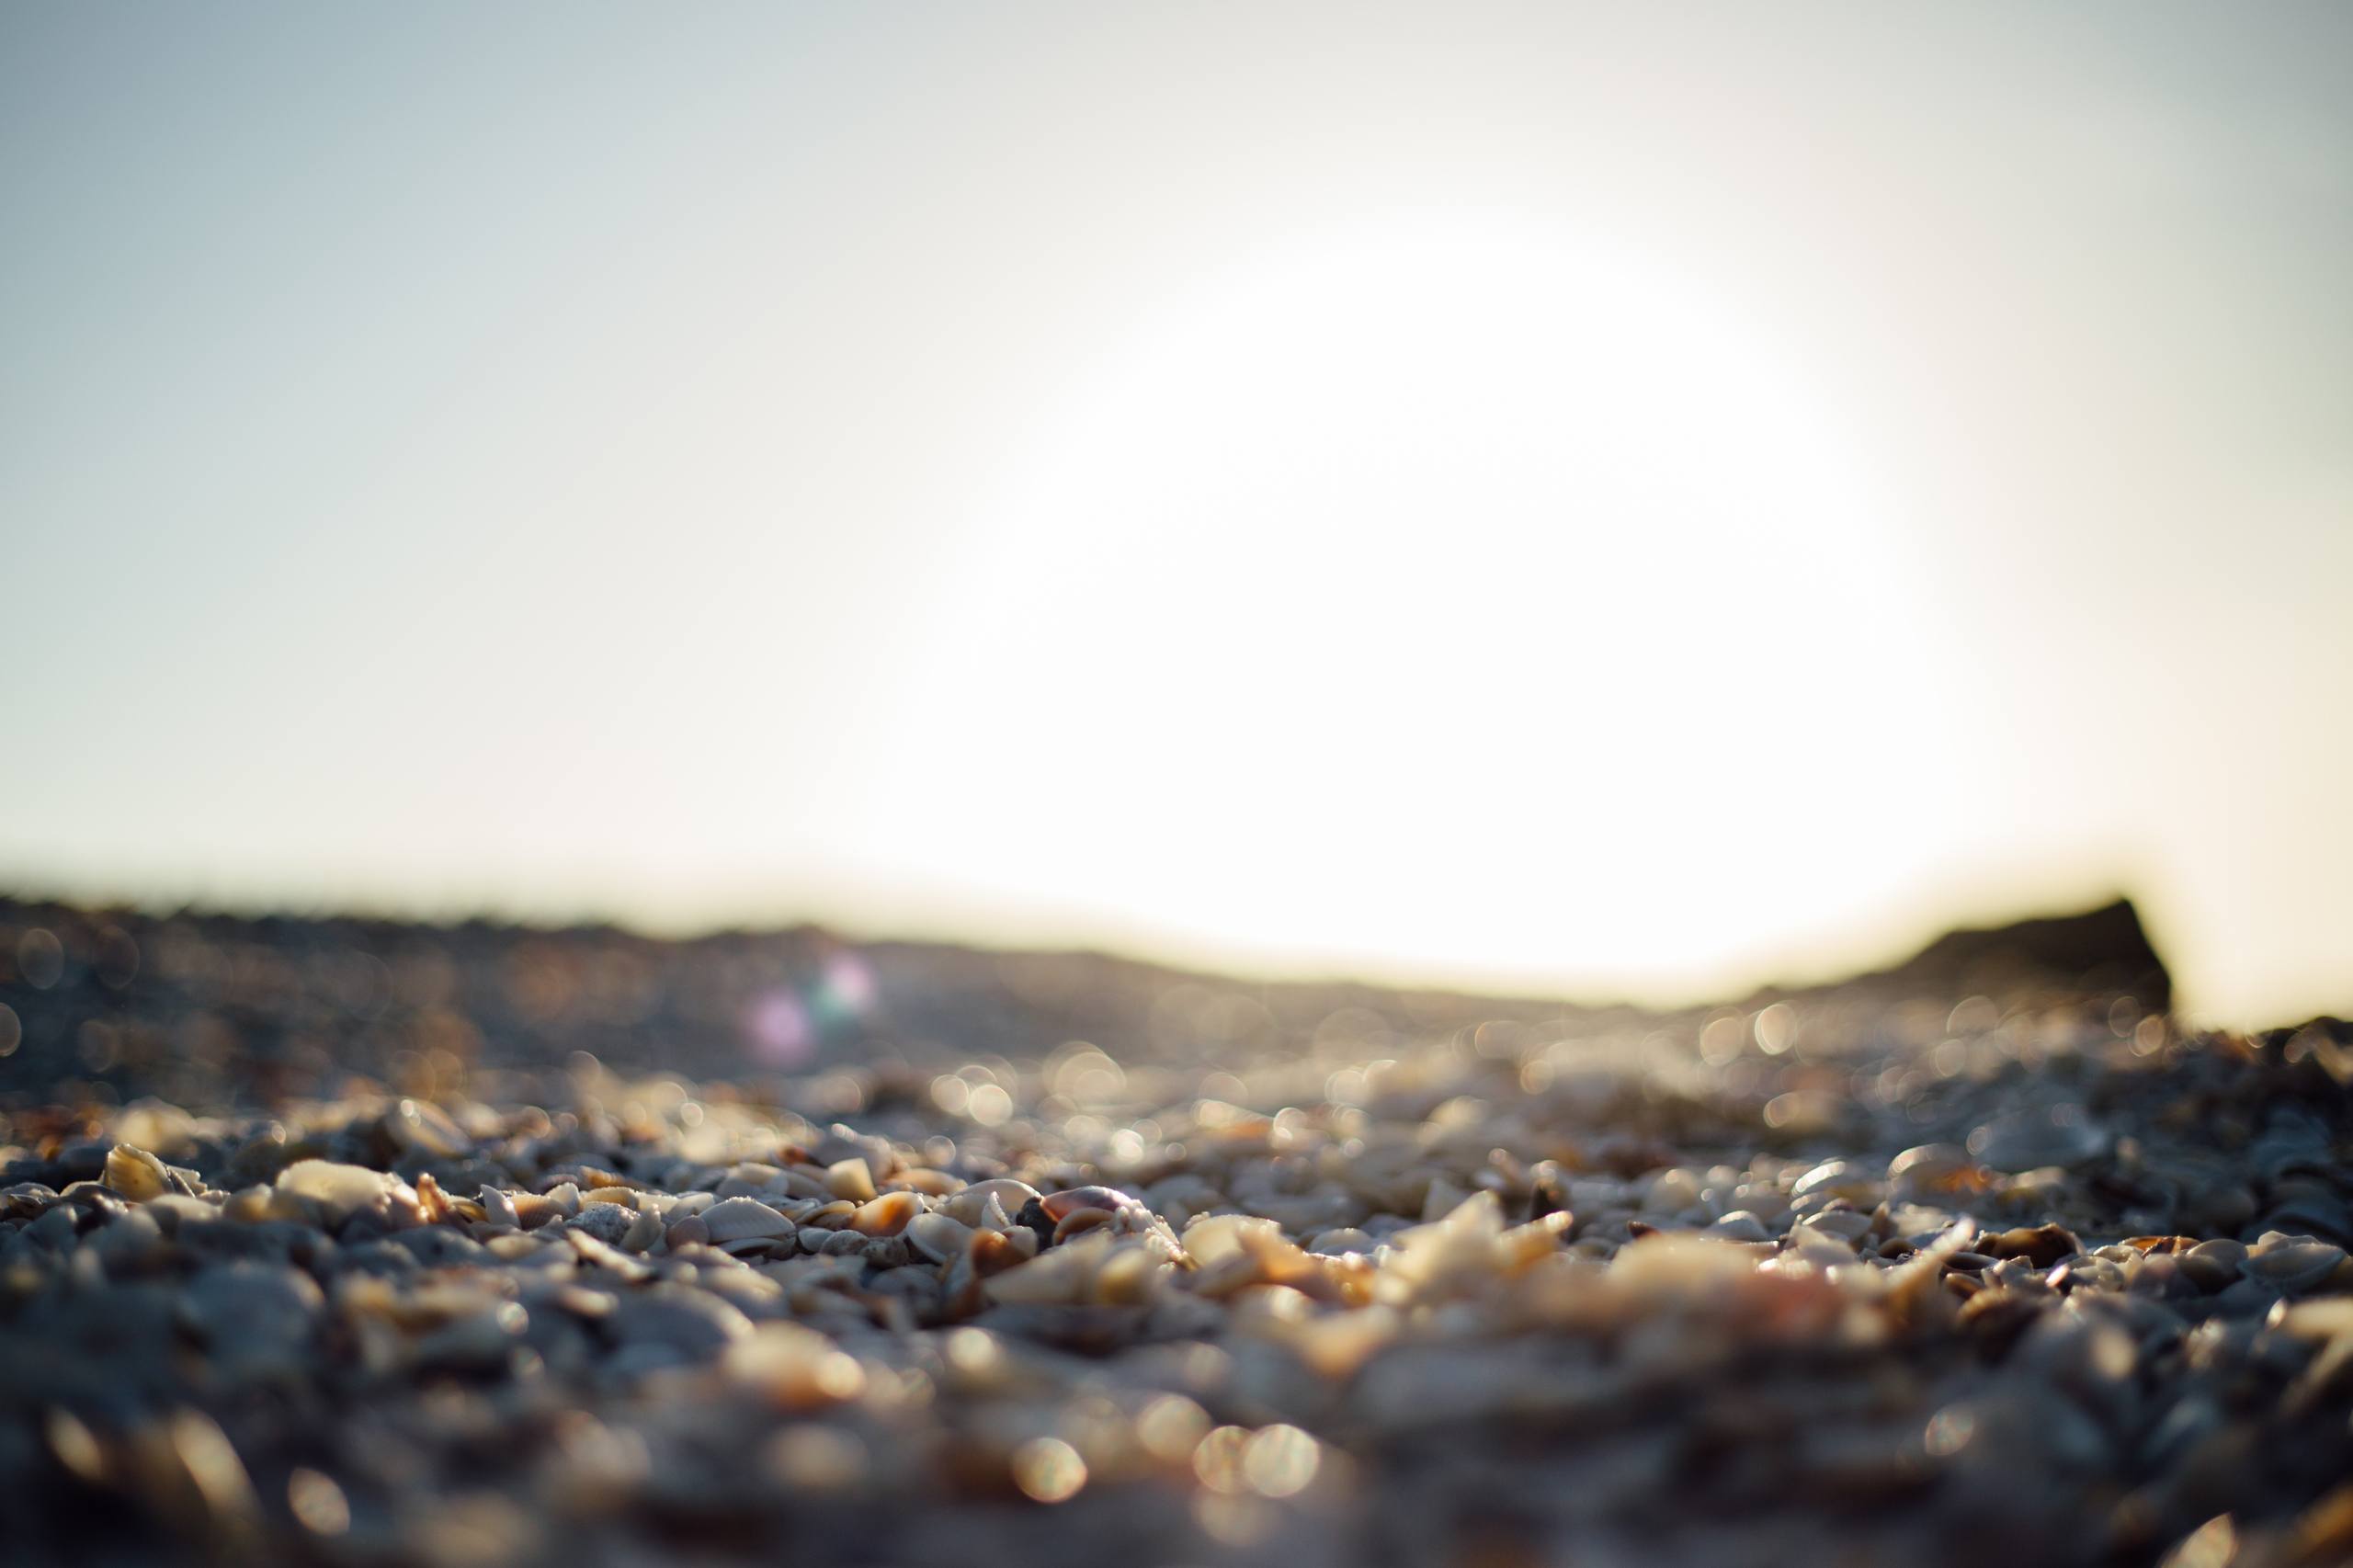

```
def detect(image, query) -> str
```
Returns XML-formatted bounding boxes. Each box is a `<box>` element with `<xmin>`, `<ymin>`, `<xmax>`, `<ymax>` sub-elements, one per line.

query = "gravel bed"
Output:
<box><xmin>2</xmin><ymin>901</ymin><xmax>2347</xmax><ymax>1566</ymax></box>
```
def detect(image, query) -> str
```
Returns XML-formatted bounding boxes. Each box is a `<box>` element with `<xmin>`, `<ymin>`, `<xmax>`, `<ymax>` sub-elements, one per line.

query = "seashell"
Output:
<box><xmin>510</xmin><ymin>1184</ymin><xmax>581</xmax><ymax>1230</ymax></box>
<box><xmin>2179</xmin><ymin>1237</ymin><xmax>2245</xmax><ymax>1293</ymax></box>
<box><xmin>940</xmin><ymin>1229</ymin><xmax>1029</xmax><ymax>1317</ymax></box>
<box><xmin>1709</xmin><ymin>1211</ymin><xmax>1772</xmax><ymax>1244</ymax></box>
<box><xmin>1879</xmin><ymin>1218</ymin><xmax>1976</xmax><ymax>1320</ymax></box>
<box><xmin>985</xmin><ymin>1236</ymin><xmax>1109</xmax><ymax>1306</ymax></box>
<box><xmin>1801</xmin><ymin>1208</ymin><xmax>1876</xmax><ymax>1244</ymax></box>
<box><xmin>945</xmin><ymin>1179</ymin><xmax>1042</xmax><ymax>1230</ymax></box>
<box><xmin>104</xmin><ymin>1143</ymin><xmax>171</xmax><ymax>1203</ymax></box>
<box><xmin>795</xmin><ymin>1199</ymin><xmax>858</xmax><ymax>1230</ymax></box>
<box><xmin>1981</xmin><ymin>1223</ymin><xmax>2083</xmax><ymax>1269</ymax></box>
<box><xmin>1791</xmin><ymin>1159</ymin><xmax>1881</xmax><ymax>1208</ymax></box>
<box><xmin>1784</xmin><ymin>1220</ymin><xmax>1859</xmax><ymax>1261</ymax></box>
<box><xmin>1051</xmin><ymin>1206</ymin><xmax>1116</xmax><ymax>1244</ymax></box>
<box><xmin>216</xmin><ymin>1185</ymin><xmax>273</xmax><ymax>1224</ymax></box>
<box><xmin>825</xmin><ymin>1159</ymin><xmax>878</xmax><ymax>1203</ymax></box>
<box><xmin>665</xmin><ymin>1215</ymin><xmax>710</xmax><ymax>1248</ymax></box>
<box><xmin>274</xmin><ymin>1160</ymin><xmax>399</xmax><ymax>1227</ymax></box>
<box><xmin>383</xmin><ymin>1097</ymin><xmax>468</xmax><ymax>1159</ymax></box>
<box><xmin>580</xmin><ymin>1165</ymin><xmax>647</xmax><ymax>1191</ymax></box>
<box><xmin>849</xmin><ymin>1190</ymin><xmax>921</xmax><ymax>1237</ymax></box>
<box><xmin>2243</xmin><ymin>1233</ymin><xmax>2349</xmax><ymax>1295</ymax></box>
<box><xmin>907</xmin><ymin>1210</ymin><xmax>973</xmax><ymax>1264</ymax></box>
<box><xmin>1495</xmin><ymin>1213</ymin><xmax>1572</xmax><ymax>1272</ymax></box>
<box><xmin>412</xmin><ymin>1172</ymin><xmax>459</xmax><ymax>1224</ymax></box>
<box><xmin>1092</xmin><ymin>1241</ymin><xmax>1169</xmax><ymax>1305</ymax></box>
<box><xmin>701</xmin><ymin>1198</ymin><xmax>798</xmax><ymax>1244</ymax></box>
<box><xmin>1307</xmin><ymin>1227</ymin><xmax>1377</xmax><ymax>1256</ymax></box>
<box><xmin>1886</xmin><ymin>1144</ymin><xmax>1989</xmax><ymax>1199</ymax></box>
<box><xmin>1183</xmin><ymin>1213</ymin><xmax>1284</xmax><ymax>1269</ymax></box>
<box><xmin>1040</xmin><ymin>1185</ymin><xmax>1143</xmax><ymax>1221</ymax></box>
<box><xmin>2121</xmin><ymin>1235</ymin><xmax>2198</xmax><ymax>1255</ymax></box>
<box><xmin>620</xmin><ymin>1208</ymin><xmax>665</xmax><ymax>1253</ymax></box>
<box><xmin>0</xmin><ymin>1182</ymin><xmax>59</xmax><ymax>1221</ymax></box>
<box><xmin>716</xmin><ymin>1235</ymin><xmax>795</xmax><ymax>1261</ymax></box>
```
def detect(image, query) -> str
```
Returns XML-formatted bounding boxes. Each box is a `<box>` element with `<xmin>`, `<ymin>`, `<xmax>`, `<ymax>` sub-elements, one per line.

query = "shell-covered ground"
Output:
<box><xmin>2</xmin><ymin>897</ymin><xmax>2349</xmax><ymax>1568</ymax></box>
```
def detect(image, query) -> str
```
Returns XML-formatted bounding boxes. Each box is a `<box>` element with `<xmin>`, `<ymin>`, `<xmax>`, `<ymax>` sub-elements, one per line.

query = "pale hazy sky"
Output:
<box><xmin>5</xmin><ymin>4</ymin><xmax>2349</xmax><ymax>1025</ymax></box>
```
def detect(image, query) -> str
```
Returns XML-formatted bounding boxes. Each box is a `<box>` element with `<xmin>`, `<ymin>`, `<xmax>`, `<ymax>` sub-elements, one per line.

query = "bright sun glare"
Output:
<box><xmin>880</xmin><ymin>213</ymin><xmax>1961</xmax><ymax>994</ymax></box>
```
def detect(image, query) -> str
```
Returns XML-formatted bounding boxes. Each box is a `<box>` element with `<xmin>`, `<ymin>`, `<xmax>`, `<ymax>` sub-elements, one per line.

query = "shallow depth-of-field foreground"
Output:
<box><xmin>2</xmin><ymin>897</ymin><xmax>2348</xmax><ymax>1567</ymax></box>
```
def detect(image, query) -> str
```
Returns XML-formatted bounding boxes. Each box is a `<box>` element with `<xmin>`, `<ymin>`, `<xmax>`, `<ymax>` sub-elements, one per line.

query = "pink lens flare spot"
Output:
<box><xmin>823</xmin><ymin>952</ymin><xmax>876</xmax><ymax>1013</ymax></box>
<box><xmin>743</xmin><ymin>989</ymin><xmax>815</xmax><ymax>1068</ymax></box>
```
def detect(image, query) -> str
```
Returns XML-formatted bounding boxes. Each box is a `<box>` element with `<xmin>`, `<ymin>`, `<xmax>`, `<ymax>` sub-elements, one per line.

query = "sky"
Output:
<box><xmin>3</xmin><ymin>3</ymin><xmax>2349</xmax><ymax>1026</ymax></box>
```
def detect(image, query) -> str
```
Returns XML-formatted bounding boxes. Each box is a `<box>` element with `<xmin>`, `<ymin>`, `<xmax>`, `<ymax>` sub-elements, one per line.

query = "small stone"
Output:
<box><xmin>565</xmin><ymin>1203</ymin><xmax>635</xmax><ymax>1246</ymax></box>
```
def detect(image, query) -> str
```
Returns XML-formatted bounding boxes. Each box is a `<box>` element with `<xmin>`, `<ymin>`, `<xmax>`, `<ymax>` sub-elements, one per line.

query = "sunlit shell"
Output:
<box><xmin>944</xmin><ymin>1179</ymin><xmax>1042</xmax><ymax>1230</ymax></box>
<box><xmin>825</xmin><ymin>1159</ymin><xmax>879</xmax><ymax>1203</ymax></box>
<box><xmin>274</xmin><ymin>1160</ymin><xmax>400</xmax><ymax>1226</ymax></box>
<box><xmin>1040</xmin><ymin>1185</ymin><xmax>1139</xmax><ymax>1221</ymax></box>
<box><xmin>907</xmin><ymin>1210</ymin><xmax>974</xmax><ymax>1264</ymax></box>
<box><xmin>701</xmin><ymin>1197</ymin><xmax>798</xmax><ymax>1243</ymax></box>
<box><xmin>850</xmin><ymin>1190</ymin><xmax>922</xmax><ymax>1237</ymax></box>
<box><xmin>1051</xmin><ymin>1205</ymin><xmax>1117</xmax><ymax>1244</ymax></box>
<box><xmin>1791</xmin><ymin>1158</ymin><xmax>1881</xmax><ymax>1207</ymax></box>
<box><xmin>2244</xmin><ymin>1233</ymin><xmax>2350</xmax><ymax>1294</ymax></box>
<box><xmin>985</xmin><ymin>1235</ymin><xmax>1114</xmax><ymax>1306</ymax></box>
<box><xmin>104</xmin><ymin>1143</ymin><xmax>171</xmax><ymax>1202</ymax></box>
